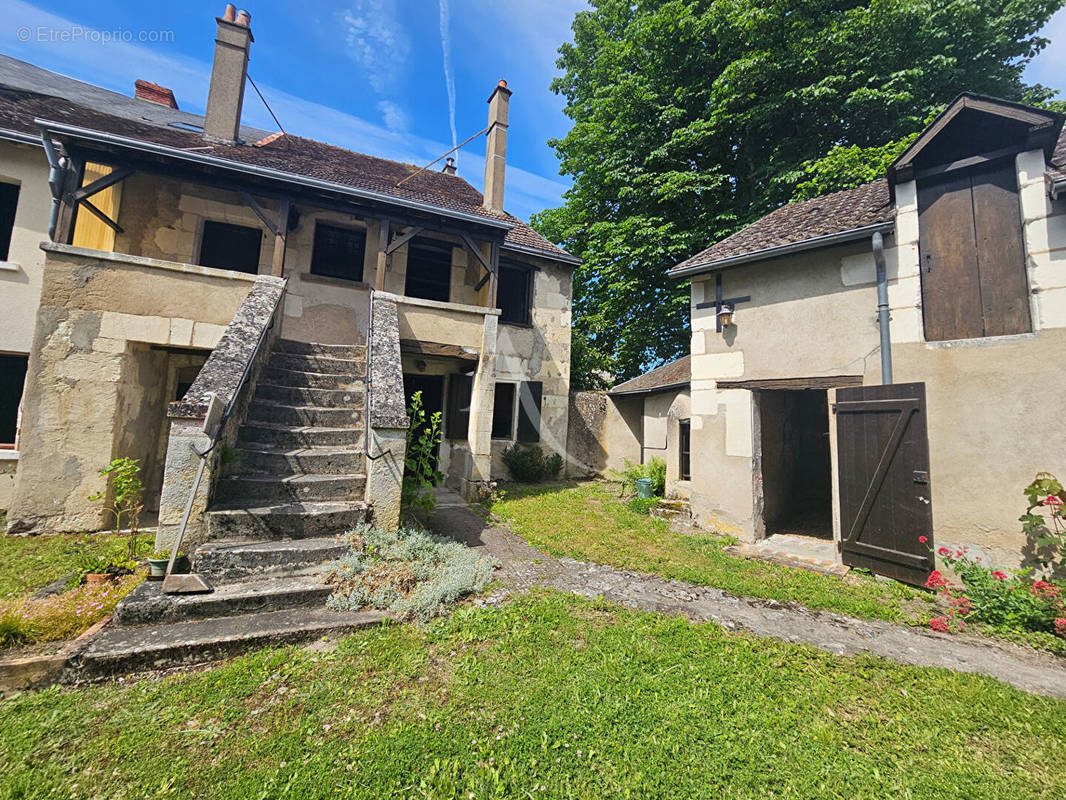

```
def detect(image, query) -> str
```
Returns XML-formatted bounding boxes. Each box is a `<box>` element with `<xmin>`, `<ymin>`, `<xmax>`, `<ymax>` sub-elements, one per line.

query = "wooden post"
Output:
<box><xmin>271</xmin><ymin>198</ymin><xmax>290</xmax><ymax>277</ymax></box>
<box><xmin>375</xmin><ymin>217</ymin><xmax>389</xmax><ymax>291</ymax></box>
<box><xmin>54</xmin><ymin>157</ymin><xmax>84</xmax><ymax>245</ymax></box>
<box><xmin>488</xmin><ymin>240</ymin><xmax>500</xmax><ymax>308</ymax></box>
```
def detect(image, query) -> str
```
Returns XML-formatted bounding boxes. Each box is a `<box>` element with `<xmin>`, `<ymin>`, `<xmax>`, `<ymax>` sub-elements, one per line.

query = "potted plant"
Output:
<box><xmin>147</xmin><ymin>549</ymin><xmax>180</xmax><ymax>580</ymax></box>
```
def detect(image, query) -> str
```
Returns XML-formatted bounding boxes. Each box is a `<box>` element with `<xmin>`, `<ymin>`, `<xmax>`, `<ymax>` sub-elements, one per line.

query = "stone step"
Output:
<box><xmin>247</xmin><ymin>401</ymin><xmax>364</xmax><ymax>428</ymax></box>
<box><xmin>268</xmin><ymin>352</ymin><xmax>365</xmax><ymax>376</ymax></box>
<box><xmin>238</xmin><ymin>421</ymin><xmax>363</xmax><ymax>449</ymax></box>
<box><xmin>215</xmin><ymin>473</ymin><xmax>366</xmax><ymax>505</ymax></box>
<box><xmin>113</xmin><ymin>573</ymin><xmax>335</xmax><ymax>626</ymax></box>
<box><xmin>254</xmin><ymin>382</ymin><xmax>365</xmax><ymax>408</ymax></box>
<box><xmin>67</xmin><ymin>607</ymin><xmax>386</xmax><ymax>680</ymax></box>
<box><xmin>274</xmin><ymin>338</ymin><xmax>365</xmax><ymax>360</ymax></box>
<box><xmin>261</xmin><ymin>366</ymin><xmax>363</xmax><ymax>390</ymax></box>
<box><xmin>193</xmin><ymin>536</ymin><xmax>351</xmax><ymax>581</ymax></box>
<box><xmin>226</xmin><ymin>446</ymin><xmax>365</xmax><ymax>477</ymax></box>
<box><xmin>206</xmin><ymin>501</ymin><xmax>370</xmax><ymax>540</ymax></box>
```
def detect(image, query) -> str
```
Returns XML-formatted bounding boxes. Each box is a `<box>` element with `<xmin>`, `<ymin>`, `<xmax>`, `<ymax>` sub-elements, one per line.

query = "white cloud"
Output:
<box><xmin>340</xmin><ymin>0</ymin><xmax>411</xmax><ymax>94</ymax></box>
<box><xmin>377</xmin><ymin>99</ymin><xmax>410</xmax><ymax>132</ymax></box>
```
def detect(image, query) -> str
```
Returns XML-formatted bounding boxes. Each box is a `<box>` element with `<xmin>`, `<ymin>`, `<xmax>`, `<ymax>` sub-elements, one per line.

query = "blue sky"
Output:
<box><xmin>3</xmin><ymin>1</ymin><xmax>1065</xmax><ymax>222</ymax></box>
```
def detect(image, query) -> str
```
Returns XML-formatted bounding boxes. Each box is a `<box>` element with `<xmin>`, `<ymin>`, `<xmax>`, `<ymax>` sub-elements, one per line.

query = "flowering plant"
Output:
<box><xmin>1020</xmin><ymin>472</ymin><xmax>1066</xmax><ymax>576</ymax></box>
<box><xmin>926</xmin><ymin>546</ymin><xmax>1065</xmax><ymax>637</ymax></box>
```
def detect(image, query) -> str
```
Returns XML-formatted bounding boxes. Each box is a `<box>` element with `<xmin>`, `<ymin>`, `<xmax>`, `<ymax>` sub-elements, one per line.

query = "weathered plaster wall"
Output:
<box><xmin>0</xmin><ymin>455</ymin><xmax>17</xmax><ymax>510</ymax></box>
<box><xmin>567</xmin><ymin>391</ymin><xmax>609</xmax><ymax>476</ymax></box>
<box><xmin>8</xmin><ymin>245</ymin><xmax>254</xmax><ymax>533</ymax></box>
<box><xmin>0</xmin><ymin>141</ymin><xmax>50</xmax><ymax>355</ymax></box>
<box><xmin>684</xmin><ymin>149</ymin><xmax>1066</xmax><ymax>561</ymax></box>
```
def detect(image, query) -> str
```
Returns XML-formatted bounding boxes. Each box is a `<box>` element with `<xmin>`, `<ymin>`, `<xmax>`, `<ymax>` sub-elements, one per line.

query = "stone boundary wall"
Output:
<box><xmin>567</xmin><ymin>391</ymin><xmax>608</xmax><ymax>477</ymax></box>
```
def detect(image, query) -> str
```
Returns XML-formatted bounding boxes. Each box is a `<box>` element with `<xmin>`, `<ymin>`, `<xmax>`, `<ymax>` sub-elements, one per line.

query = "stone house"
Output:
<box><xmin>0</xmin><ymin>7</ymin><xmax>576</xmax><ymax>546</ymax></box>
<box><xmin>609</xmin><ymin>94</ymin><xmax>1066</xmax><ymax>582</ymax></box>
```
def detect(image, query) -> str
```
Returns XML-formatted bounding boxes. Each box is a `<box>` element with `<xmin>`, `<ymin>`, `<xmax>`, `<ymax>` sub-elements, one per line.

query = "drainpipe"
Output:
<box><xmin>872</xmin><ymin>231</ymin><xmax>893</xmax><ymax>385</ymax></box>
<box><xmin>39</xmin><ymin>131</ymin><xmax>65</xmax><ymax>241</ymax></box>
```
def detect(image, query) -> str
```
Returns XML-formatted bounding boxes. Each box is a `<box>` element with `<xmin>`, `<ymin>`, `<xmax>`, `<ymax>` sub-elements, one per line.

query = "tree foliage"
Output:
<box><xmin>532</xmin><ymin>0</ymin><xmax>1063</xmax><ymax>385</ymax></box>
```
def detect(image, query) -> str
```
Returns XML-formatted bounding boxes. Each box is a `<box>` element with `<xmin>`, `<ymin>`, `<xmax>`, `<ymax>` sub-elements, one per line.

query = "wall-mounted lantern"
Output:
<box><xmin>717</xmin><ymin>303</ymin><xmax>735</xmax><ymax>330</ymax></box>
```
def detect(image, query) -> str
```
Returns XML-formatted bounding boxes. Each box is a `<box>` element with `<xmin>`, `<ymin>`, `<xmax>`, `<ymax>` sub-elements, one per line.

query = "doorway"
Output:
<box><xmin>403</xmin><ymin>373</ymin><xmax>444</xmax><ymax>471</ymax></box>
<box><xmin>758</xmin><ymin>389</ymin><xmax>832</xmax><ymax>539</ymax></box>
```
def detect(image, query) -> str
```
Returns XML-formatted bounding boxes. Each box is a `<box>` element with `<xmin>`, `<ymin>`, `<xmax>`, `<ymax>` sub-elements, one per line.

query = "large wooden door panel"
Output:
<box><xmin>835</xmin><ymin>383</ymin><xmax>934</xmax><ymax>586</ymax></box>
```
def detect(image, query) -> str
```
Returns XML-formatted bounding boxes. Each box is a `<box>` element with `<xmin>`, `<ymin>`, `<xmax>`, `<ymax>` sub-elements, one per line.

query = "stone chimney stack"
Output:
<box><xmin>203</xmin><ymin>5</ymin><xmax>253</xmax><ymax>144</ymax></box>
<box><xmin>442</xmin><ymin>157</ymin><xmax>457</xmax><ymax>175</ymax></box>
<box><xmin>482</xmin><ymin>79</ymin><xmax>511</xmax><ymax>212</ymax></box>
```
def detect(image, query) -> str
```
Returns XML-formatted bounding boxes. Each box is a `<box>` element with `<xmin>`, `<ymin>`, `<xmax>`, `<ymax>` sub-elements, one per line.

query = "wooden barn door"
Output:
<box><xmin>834</xmin><ymin>383</ymin><xmax>934</xmax><ymax>586</ymax></box>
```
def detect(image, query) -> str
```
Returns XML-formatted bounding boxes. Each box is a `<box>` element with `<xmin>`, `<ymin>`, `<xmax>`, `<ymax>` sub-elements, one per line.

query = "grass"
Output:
<box><xmin>1</xmin><ymin>592</ymin><xmax>1064</xmax><ymax>798</ymax></box>
<box><xmin>0</xmin><ymin>532</ymin><xmax>151</xmax><ymax>650</ymax></box>
<box><xmin>486</xmin><ymin>481</ymin><xmax>934</xmax><ymax>625</ymax></box>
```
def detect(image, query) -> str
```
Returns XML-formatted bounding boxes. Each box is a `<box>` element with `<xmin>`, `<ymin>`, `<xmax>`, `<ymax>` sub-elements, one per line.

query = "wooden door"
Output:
<box><xmin>917</xmin><ymin>162</ymin><xmax>1030</xmax><ymax>341</ymax></box>
<box><xmin>835</xmin><ymin>383</ymin><xmax>934</xmax><ymax>586</ymax></box>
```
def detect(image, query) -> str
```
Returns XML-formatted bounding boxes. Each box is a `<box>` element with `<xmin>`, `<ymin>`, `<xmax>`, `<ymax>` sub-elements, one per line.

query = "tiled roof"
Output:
<box><xmin>0</xmin><ymin>81</ymin><xmax>575</xmax><ymax>264</ymax></box>
<box><xmin>673</xmin><ymin>123</ymin><xmax>1066</xmax><ymax>274</ymax></box>
<box><xmin>610</xmin><ymin>355</ymin><xmax>690</xmax><ymax>395</ymax></box>
<box><xmin>672</xmin><ymin>180</ymin><xmax>893</xmax><ymax>274</ymax></box>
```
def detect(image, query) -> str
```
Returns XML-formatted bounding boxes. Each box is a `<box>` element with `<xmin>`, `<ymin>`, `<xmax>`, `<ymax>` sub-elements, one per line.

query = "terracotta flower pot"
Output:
<box><xmin>84</xmin><ymin>573</ymin><xmax>111</xmax><ymax>586</ymax></box>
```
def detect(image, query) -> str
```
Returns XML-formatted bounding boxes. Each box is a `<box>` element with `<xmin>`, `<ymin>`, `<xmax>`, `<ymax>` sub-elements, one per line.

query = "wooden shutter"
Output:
<box><xmin>516</xmin><ymin>381</ymin><xmax>543</xmax><ymax>443</ymax></box>
<box><xmin>445</xmin><ymin>374</ymin><xmax>473</xmax><ymax>440</ymax></box>
<box><xmin>835</xmin><ymin>383</ymin><xmax>934</xmax><ymax>586</ymax></box>
<box><xmin>971</xmin><ymin>162</ymin><xmax>1030</xmax><ymax>336</ymax></box>
<box><xmin>917</xmin><ymin>162</ymin><xmax>1030</xmax><ymax>341</ymax></box>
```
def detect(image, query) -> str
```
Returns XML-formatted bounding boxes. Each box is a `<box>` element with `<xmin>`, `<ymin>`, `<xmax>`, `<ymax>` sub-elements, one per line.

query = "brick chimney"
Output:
<box><xmin>482</xmin><ymin>79</ymin><xmax>511</xmax><ymax>212</ymax></box>
<box><xmin>203</xmin><ymin>4</ymin><xmax>253</xmax><ymax>144</ymax></box>
<box><xmin>134</xmin><ymin>80</ymin><xmax>179</xmax><ymax>109</ymax></box>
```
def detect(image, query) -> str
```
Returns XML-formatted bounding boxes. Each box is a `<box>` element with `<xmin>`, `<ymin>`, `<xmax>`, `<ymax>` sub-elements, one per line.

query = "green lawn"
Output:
<box><xmin>0</xmin><ymin>531</ymin><xmax>149</xmax><ymax>599</ymax></box>
<box><xmin>1</xmin><ymin>592</ymin><xmax>1063</xmax><ymax>798</ymax></box>
<box><xmin>486</xmin><ymin>482</ymin><xmax>935</xmax><ymax>625</ymax></box>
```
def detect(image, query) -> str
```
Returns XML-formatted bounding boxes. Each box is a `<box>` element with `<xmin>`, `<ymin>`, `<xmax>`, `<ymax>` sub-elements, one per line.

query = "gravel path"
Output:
<box><xmin>427</xmin><ymin>489</ymin><xmax>1066</xmax><ymax>699</ymax></box>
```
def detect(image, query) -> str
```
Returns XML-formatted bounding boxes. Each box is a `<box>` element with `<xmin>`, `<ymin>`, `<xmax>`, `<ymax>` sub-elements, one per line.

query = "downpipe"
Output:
<box><xmin>873</xmin><ymin>231</ymin><xmax>893</xmax><ymax>385</ymax></box>
<box><xmin>39</xmin><ymin>130</ymin><xmax>65</xmax><ymax>241</ymax></box>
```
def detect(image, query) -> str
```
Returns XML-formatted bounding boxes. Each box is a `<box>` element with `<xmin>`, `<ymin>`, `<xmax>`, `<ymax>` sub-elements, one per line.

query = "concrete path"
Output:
<box><xmin>428</xmin><ymin>489</ymin><xmax>1066</xmax><ymax>700</ymax></box>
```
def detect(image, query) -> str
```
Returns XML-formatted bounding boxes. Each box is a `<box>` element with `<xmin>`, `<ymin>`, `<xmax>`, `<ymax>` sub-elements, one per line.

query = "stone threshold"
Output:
<box><xmin>0</xmin><ymin>616</ymin><xmax>111</xmax><ymax>696</ymax></box>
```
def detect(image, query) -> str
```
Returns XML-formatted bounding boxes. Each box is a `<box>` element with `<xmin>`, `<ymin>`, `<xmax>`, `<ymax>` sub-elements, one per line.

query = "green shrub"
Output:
<box><xmin>627</xmin><ymin>497</ymin><xmax>659</xmax><ymax>515</ymax></box>
<box><xmin>0</xmin><ymin>612</ymin><xmax>35</xmax><ymax>648</ymax></box>
<box><xmin>326</xmin><ymin>524</ymin><xmax>498</xmax><ymax>621</ymax></box>
<box><xmin>402</xmin><ymin>391</ymin><xmax>445</xmax><ymax>523</ymax></box>
<box><xmin>617</xmin><ymin>458</ymin><xmax>666</xmax><ymax>497</ymax></box>
<box><xmin>501</xmin><ymin>445</ymin><xmax>563</xmax><ymax>483</ymax></box>
<box><xmin>87</xmin><ymin>457</ymin><xmax>145</xmax><ymax>561</ymax></box>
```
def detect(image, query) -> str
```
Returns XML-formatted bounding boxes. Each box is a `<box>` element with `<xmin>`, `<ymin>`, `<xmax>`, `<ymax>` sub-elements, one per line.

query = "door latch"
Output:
<box><xmin>913</xmin><ymin>470</ymin><xmax>929</xmax><ymax>485</ymax></box>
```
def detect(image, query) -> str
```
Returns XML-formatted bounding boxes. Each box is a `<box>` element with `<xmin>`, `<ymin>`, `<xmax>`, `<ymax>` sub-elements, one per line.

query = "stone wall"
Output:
<box><xmin>7</xmin><ymin>244</ymin><xmax>256</xmax><ymax>534</ymax></box>
<box><xmin>567</xmin><ymin>392</ymin><xmax>608</xmax><ymax>477</ymax></box>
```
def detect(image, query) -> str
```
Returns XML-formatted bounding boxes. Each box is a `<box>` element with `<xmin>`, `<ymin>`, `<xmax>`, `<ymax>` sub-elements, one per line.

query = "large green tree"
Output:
<box><xmin>532</xmin><ymin>0</ymin><xmax>1063</xmax><ymax>387</ymax></box>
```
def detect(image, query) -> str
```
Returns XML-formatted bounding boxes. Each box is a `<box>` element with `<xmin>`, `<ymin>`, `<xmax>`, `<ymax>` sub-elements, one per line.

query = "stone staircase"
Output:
<box><xmin>75</xmin><ymin>338</ymin><xmax>386</xmax><ymax>679</ymax></box>
<box><xmin>207</xmin><ymin>337</ymin><xmax>371</xmax><ymax>539</ymax></box>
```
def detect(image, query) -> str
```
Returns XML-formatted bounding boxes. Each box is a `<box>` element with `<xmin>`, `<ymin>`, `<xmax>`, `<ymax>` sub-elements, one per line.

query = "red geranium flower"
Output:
<box><xmin>918</xmin><ymin>536</ymin><xmax>927</xmax><ymax>543</ymax></box>
<box><xmin>992</xmin><ymin>571</ymin><xmax>1008</xmax><ymax>581</ymax></box>
<box><xmin>929</xmin><ymin>617</ymin><xmax>951</xmax><ymax>633</ymax></box>
<box><xmin>1042</xmin><ymin>495</ymin><xmax>1063</xmax><ymax>507</ymax></box>
<box><xmin>1055</xmin><ymin>619</ymin><xmax>1066</xmax><ymax>638</ymax></box>
<box><xmin>937</xmin><ymin>546</ymin><xmax>951</xmax><ymax>556</ymax></box>
<box><xmin>1030</xmin><ymin>580</ymin><xmax>1060</xmax><ymax>599</ymax></box>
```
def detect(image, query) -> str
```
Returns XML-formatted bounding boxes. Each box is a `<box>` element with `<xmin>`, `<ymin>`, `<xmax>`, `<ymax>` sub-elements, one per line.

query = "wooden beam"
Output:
<box><xmin>240</xmin><ymin>190</ymin><xmax>282</xmax><ymax>236</ymax></box>
<box><xmin>459</xmin><ymin>231</ymin><xmax>491</xmax><ymax>274</ymax></box>
<box><xmin>911</xmin><ymin>145</ymin><xmax>1024</xmax><ymax>182</ymax></box>
<box><xmin>78</xmin><ymin>198</ymin><xmax>124</xmax><ymax>234</ymax></box>
<box><xmin>71</xmin><ymin>166</ymin><xmax>134</xmax><ymax>203</ymax></box>
<box><xmin>271</xmin><ymin>197</ymin><xmax>290</xmax><ymax>277</ymax></box>
<box><xmin>385</xmin><ymin>225</ymin><xmax>423</xmax><ymax>255</ymax></box>
<box><xmin>375</xmin><ymin>217</ymin><xmax>390</xmax><ymax>291</ymax></box>
<box><xmin>716</xmin><ymin>375</ymin><xmax>863</xmax><ymax>391</ymax></box>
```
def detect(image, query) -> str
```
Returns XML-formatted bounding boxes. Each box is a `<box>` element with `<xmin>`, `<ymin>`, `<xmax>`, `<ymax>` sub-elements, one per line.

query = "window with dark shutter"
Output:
<box><xmin>199</xmin><ymin>220</ymin><xmax>262</xmax><ymax>274</ymax></box>
<box><xmin>0</xmin><ymin>182</ymin><xmax>19</xmax><ymax>261</ymax></box>
<box><xmin>491</xmin><ymin>382</ymin><xmax>516</xmax><ymax>439</ymax></box>
<box><xmin>498</xmin><ymin>262</ymin><xmax>532</xmax><ymax>325</ymax></box>
<box><xmin>678</xmin><ymin>419</ymin><xmax>691</xmax><ymax>481</ymax></box>
<box><xmin>917</xmin><ymin>161</ymin><xmax>1030</xmax><ymax>341</ymax></box>
<box><xmin>405</xmin><ymin>239</ymin><xmax>453</xmax><ymax>302</ymax></box>
<box><xmin>310</xmin><ymin>222</ymin><xmax>366</xmax><ymax>281</ymax></box>
<box><xmin>445</xmin><ymin>373</ymin><xmax>473</xmax><ymax>440</ymax></box>
<box><xmin>0</xmin><ymin>354</ymin><xmax>28</xmax><ymax>448</ymax></box>
<box><xmin>516</xmin><ymin>381</ymin><xmax>543</xmax><ymax>443</ymax></box>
